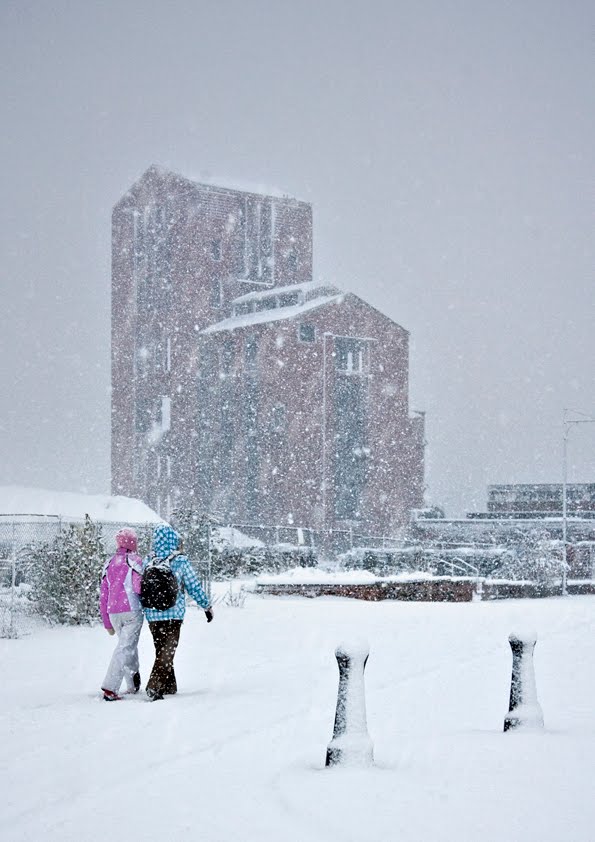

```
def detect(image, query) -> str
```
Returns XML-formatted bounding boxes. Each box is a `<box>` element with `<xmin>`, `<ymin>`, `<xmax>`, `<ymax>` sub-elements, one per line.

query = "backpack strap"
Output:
<box><xmin>125</xmin><ymin>551</ymin><xmax>144</xmax><ymax>577</ymax></box>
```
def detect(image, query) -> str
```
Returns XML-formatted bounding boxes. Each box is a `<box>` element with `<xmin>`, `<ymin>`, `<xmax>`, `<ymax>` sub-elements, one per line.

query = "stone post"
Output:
<box><xmin>503</xmin><ymin>633</ymin><xmax>544</xmax><ymax>732</ymax></box>
<box><xmin>326</xmin><ymin>641</ymin><xmax>374</xmax><ymax>767</ymax></box>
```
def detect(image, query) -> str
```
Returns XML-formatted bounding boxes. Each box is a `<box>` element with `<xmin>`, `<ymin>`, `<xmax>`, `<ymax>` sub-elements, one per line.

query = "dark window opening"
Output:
<box><xmin>234</xmin><ymin>301</ymin><xmax>253</xmax><ymax>316</ymax></box>
<box><xmin>272</xmin><ymin>404</ymin><xmax>286</xmax><ymax>433</ymax></box>
<box><xmin>279</xmin><ymin>292</ymin><xmax>299</xmax><ymax>307</ymax></box>
<box><xmin>299</xmin><ymin>323</ymin><xmax>316</xmax><ymax>343</ymax></box>
<box><xmin>221</xmin><ymin>338</ymin><xmax>234</xmax><ymax>375</ymax></box>
<box><xmin>245</xmin><ymin>335</ymin><xmax>258</xmax><ymax>372</ymax></box>
<box><xmin>335</xmin><ymin>337</ymin><xmax>369</xmax><ymax>373</ymax></box>
<box><xmin>334</xmin><ymin>377</ymin><xmax>368</xmax><ymax>519</ymax></box>
<box><xmin>210</xmin><ymin>277</ymin><xmax>222</xmax><ymax>308</ymax></box>
<box><xmin>135</xmin><ymin>398</ymin><xmax>153</xmax><ymax>434</ymax></box>
<box><xmin>254</xmin><ymin>297</ymin><xmax>276</xmax><ymax>312</ymax></box>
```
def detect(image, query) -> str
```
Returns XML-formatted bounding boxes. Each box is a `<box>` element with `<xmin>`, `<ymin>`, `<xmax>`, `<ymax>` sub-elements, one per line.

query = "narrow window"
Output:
<box><xmin>210</xmin><ymin>277</ymin><xmax>222</xmax><ymax>308</ymax></box>
<box><xmin>272</xmin><ymin>404</ymin><xmax>286</xmax><ymax>433</ymax></box>
<box><xmin>135</xmin><ymin>398</ymin><xmax>152</xmax><ymax>433</ymax></box>
<box><xmin>160</xmin><ymin>396</ymin><xmax>171</xmax><ymax>433</ymax></box>
<box><xmin>165</xmin><ymin>337</ymin><xmax>171</xmax><ymax>372</ymax></box>
<box><xmin>245</xmin><ymin>335</ymin><xmax>258</xmax><ymax>371</ymax></box>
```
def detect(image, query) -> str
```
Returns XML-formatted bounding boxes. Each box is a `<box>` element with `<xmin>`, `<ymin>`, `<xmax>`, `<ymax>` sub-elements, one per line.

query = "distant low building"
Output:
<box><xmin>410</xmin><ymin>485</ymin><xmax>595</xmax><ymax>580</ymax></box>
<box><xmin>482</xmin><ymin>483</ymin><xmax>595</xmax><ymax>518</ymax></box>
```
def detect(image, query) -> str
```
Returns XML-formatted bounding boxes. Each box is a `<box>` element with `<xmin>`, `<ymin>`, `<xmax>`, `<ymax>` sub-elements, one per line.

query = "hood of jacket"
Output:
<box><xmin>152</xmin><ymin>524</ymin><xmax>181</xmax><ymax>558</ymax></box>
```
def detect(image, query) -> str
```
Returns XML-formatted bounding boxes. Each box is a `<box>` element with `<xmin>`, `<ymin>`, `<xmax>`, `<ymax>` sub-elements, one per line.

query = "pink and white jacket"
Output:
<box><xmin>99</xmin><ymin>548</ymin><xmax>143</xmax><ymax>630</ymax></box>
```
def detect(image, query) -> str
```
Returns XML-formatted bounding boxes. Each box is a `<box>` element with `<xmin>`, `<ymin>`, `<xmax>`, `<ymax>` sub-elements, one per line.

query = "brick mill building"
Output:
<box><xmin>112</xmin><ymin>166</ymin><xmax>424</xmax><ymax>536</ymax></box>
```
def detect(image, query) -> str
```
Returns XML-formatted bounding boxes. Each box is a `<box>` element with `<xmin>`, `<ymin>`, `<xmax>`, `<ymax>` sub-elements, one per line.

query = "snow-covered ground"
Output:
<box><xmin>2</xmin><ymin>592</ymin><xmax>594</xmax><ymax>842</ymax></box>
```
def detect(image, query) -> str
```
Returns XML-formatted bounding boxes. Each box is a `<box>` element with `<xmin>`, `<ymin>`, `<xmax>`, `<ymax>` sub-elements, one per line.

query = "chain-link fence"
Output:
<box><xmin>222</xmin><ymin>522</ymin><xmax>401</xmax><ymax>555</ymax></box>
<box><xmin>0</xmin><ymin>515</ymin><xmax>62</xmax><ymax>637</ymax></box>
<box><xmin>1</xmin><ymin>511</ymin><xmax>401</xmax><ymax>637</ymax></box>
<box><xmin>0</xmin><ymin>515</ymin><xmax>213</xmax><ymax>637</ymax></box>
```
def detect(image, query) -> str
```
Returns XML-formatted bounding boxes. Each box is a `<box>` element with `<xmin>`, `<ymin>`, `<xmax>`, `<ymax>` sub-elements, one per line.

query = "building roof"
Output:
<box><xmin>231</xmin><ymin>280</ymin><xmax>340</xmax><ymax>305</ymax></box>
<box><xmin>201</xmin><ymin>293</ymin><xmax>344</xmax><ymax>335</ymax></box>
<box><xmin>116</xmin><ymin>165</ymin><xmax>309</xmax><ymax>208</ymax></box>
<box><xmin>0</xmin><ymin>486</ymin><xmax>162</xmax><ymax>524</ymax></box>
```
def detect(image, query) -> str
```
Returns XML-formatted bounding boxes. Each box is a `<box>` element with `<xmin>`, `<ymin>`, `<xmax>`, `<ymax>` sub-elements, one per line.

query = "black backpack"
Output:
<box><xmin>140</xmin><ymin>553</ymin><xmax>180</xmax><ymax>611</ymax></box>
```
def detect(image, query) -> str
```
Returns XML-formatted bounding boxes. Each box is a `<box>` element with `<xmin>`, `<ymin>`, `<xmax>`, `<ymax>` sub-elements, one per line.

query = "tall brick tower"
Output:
<box><xmin>112</xmin><ymin>166</ymin><xmax>312</xmax><ymax>513</ymax></box>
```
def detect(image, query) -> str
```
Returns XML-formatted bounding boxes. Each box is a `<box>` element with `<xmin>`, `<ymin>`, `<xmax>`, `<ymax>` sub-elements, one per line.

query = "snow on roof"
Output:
<box><xmin>231</xmin><ymin>280</ymin><xmax>340</xmax><ymax>305</ymax></box>
<box><xmin>202</xmin><ymin>294</ymin><xmax>344</xmax><ymax>335</ymax></box>
<box><xmin>189</xmin><ymin>173</ymin><xmax>298</xmax><ymax>201</ymax></box>
<box><xmin>212</xmin><ymin>526</ymin><xmax>265</xmax><ymax>549</ymax></box>
<box><xmin>0</xmin><ymin>486</ymin><xmax>161</xmax><ymax>524</ymax></box>
<box><xmin>149</xmin><ymin>165</ymin><xmax>300</xmax><ymax>202</ymax></box>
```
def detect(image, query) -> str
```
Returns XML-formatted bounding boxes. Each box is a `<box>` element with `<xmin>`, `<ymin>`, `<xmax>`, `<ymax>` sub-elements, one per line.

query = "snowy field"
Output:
<box><xmin>2</xmin><ymin>593</ymin><xmax>594</xmax><ymax>842</ymax></box>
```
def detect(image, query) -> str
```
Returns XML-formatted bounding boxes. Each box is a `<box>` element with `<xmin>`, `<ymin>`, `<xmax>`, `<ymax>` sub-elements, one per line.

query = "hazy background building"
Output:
<box><xmin>112</xmin><ymin>167</ymin><xmax>424</xmax><ymax>533</ymax></box>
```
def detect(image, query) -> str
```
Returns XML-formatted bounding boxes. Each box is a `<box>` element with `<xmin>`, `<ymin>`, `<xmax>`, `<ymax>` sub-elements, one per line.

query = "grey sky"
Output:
<box><xmin>1</xmin><ymin>0</ymin><xmax>593</xmax><ymax>516</ymax></box>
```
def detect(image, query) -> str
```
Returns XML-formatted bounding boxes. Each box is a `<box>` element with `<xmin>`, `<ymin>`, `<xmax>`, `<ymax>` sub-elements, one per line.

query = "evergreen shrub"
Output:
<box><xmin>29</xmin><ymin>515</ymin><xmax>104</xmax><ymax>624</ymax></box>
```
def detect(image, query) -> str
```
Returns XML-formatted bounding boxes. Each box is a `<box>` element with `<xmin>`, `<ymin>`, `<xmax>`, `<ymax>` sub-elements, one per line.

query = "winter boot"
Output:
<box><xmin>146</xmin><ymin>687</ymin><xmax>164</xmax><ymax>702</ymax></box>
<box><xmin>102</xmin><ymin>688</ymin><xmax>122</xmax><ymax>702</ymax></box>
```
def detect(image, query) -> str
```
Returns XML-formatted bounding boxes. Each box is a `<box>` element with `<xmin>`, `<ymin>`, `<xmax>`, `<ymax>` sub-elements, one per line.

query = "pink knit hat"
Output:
<box><xmin>115</xmin><ymin>528</ymin><xmax>138</xmax><ymax>552</ymax></box>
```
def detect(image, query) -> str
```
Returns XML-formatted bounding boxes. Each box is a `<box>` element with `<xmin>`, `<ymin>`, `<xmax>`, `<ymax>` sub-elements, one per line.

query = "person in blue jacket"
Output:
<box><xmin>143</xmin><ymin>524</ymin><xmax>214</xmax><ymax>701</ymax></box>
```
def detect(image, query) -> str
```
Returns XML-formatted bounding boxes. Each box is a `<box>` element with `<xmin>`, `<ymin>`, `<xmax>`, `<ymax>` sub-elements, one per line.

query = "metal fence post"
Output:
<box><xmin>10</xmin><ymin>521</ymin><xmax>17</xmax><ymax>638</ymax></box>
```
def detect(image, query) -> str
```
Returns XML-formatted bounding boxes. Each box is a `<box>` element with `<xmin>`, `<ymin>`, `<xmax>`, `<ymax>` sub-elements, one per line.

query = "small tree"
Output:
<box><xmin>29</xmin><ymin>515</ymin><xmax>105</xmax><ymax>624</ymax></box>
<box><xmin>171</xmin><ymin>507</ymin><xmax>213</xmax><ymax>560</ymax></box>
<box><xmin>499</xmin><ymin>529</ymin><xmax>567</xmax><ymax>585</ymax></box>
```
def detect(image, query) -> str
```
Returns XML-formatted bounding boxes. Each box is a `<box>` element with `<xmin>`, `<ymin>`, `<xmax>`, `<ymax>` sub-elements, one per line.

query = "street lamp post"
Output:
<box><xmin>561</xmin><ymin>409</ymin><xmax>595</xmax><ymax>596</ymax></box>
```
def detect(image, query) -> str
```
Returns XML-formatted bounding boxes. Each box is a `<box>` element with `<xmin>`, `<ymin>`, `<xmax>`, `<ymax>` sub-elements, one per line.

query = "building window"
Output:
<box><xmin>272</xmin><ymin>404</ymin><xmax>286</xmax><ymax>433</ymax></box>
<box><xmin>159</xmin><ymin>396</ymin><xmax>171</xmax><ymax>433</ymax></box>
<box><xmin>255</xmin><ymin>297</ymin><xmax>276</xmax><ymax>312</ymax></box>
<box><xmin>234</xmin><ymin>301</ymin><xmax>253</xmax><ymax>316</ymax></box>
<box><xmin>299</xmin><ymin>323</ymin><xmax>316</xmax><ymax>343</ymax></box>
<box><xmin>221</xmin><ymin>338</ymin><xmax>234</xmax><ymax>375</ymax></box>
<box><xmin>334</xmin><ymin>377</ymin><xmax>368</xmax><ymax>520</ymax></box>
<box><xmin>279</xmin><ymin>292</ymin><xmax>299</xmax><ymax>307</ymax></box>
<box><xmin>211</xmin><ymin>239</ymin><xmax>222</xmax><ymax>261</ymax></box>
<box><xmin>245</xmin><ymin>335</ymin><xmax>258</xmax><ymax>372</ymax></box>
<box><xmin>335</xmin><ymin>337</ymin><xmax>370</xmax><ymax>373</ymax></box>
<box><xmin>135</xmin><ymin>398</ymin><xmax>152</xmax><ymax>433</ymax></box>
<box><xmin>133</xmin><ymin>210</ymin><xmax>145</xmax><ymax>270</ymax></box>
<box><xmin>210</xmin><ymin>277</ymin><xmax>222</xmax><ymax>308</ymax></box>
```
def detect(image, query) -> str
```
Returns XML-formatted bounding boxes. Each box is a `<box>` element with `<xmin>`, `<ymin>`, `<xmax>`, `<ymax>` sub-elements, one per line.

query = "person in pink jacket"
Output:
<box><xmin>99</xmin><ymin>528</ymin><xmax>144</xmax><ymax>701</ymax></box>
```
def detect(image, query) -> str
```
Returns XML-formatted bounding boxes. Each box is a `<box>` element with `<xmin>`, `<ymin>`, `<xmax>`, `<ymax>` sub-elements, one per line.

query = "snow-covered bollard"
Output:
<box><xmin>325</xmin><ymin>641</ymin><xmax>374</xmax><ymax>767</ymax></box>
<box><xmin>503</xmin><ymin>632</ymin><xmax>544</xmax><ymax>732</ymax></box>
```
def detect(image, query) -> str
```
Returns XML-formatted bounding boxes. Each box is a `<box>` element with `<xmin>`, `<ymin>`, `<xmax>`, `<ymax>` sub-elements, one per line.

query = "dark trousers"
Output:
<box><xmin>147</xmin><ymin>620</ymin><xmax>183</xmax><ymax>696</ymax></box>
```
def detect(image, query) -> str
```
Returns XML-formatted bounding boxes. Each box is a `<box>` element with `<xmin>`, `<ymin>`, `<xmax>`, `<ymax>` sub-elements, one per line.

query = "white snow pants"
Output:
<box><xmin>102</xmin><ymin>611</ymin><xmax>144</xmax><ymax>693</ymax></box>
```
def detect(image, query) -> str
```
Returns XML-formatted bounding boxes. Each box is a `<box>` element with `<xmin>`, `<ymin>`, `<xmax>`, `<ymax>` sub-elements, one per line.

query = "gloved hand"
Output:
<box><xmin>205</xmin><ymin>607</ymin><xmax>214</xmax><ymax>623</ymax></box>
<box><xmin>106</xmin><ymin>628</ymin><xmax>115</xmax><ymax>636</ymax></box>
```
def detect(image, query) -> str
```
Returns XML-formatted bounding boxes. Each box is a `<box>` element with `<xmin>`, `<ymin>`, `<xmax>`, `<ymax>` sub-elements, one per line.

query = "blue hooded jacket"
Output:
<box><xmin>143</xmin><ymin>524</ymin><xmax>210</xmax><ymax>622</ymax></box>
